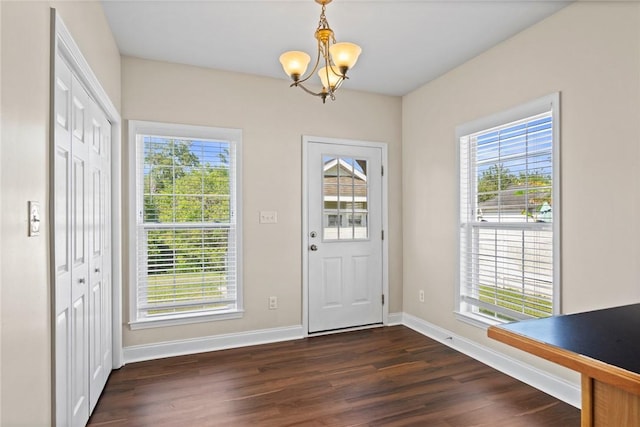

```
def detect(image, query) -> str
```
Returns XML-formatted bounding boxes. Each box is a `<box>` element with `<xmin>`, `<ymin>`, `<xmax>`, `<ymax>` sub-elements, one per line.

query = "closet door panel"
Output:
<box><xmin>88</xmin><ymin>104</ymin><xmax>112</xmax><ymax>410</ymax></box>
<box><xmin>54</xmin><ymin>56</ymin><xmax>73</xmax><ymax>427</ymax></box>
<box><xmin>69</xmin><ymin>75</ymin><xmax>91</xmax><ymax>427</ymax></box>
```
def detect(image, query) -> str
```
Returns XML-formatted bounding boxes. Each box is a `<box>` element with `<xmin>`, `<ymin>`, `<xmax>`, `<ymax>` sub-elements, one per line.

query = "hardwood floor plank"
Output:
<box><xmin>89</xmin><ymin>326</ymin><xmax>580</xmax><ymax>426</ymax></box>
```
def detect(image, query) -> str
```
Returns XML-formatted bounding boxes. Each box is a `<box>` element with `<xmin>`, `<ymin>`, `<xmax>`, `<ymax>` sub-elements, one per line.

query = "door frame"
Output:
<box><xmin>302</xmin><ymin>136</ymin><xmax>389</xmax><ymax>336</ymax></box>
<box><xmin>50</xmin><ymin>9</ymin><xmax>123</xmax><ymax>422</ymax></box>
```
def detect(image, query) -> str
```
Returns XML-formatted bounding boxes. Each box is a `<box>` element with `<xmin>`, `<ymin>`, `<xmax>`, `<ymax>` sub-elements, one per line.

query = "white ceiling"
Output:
<box><xmin>101</xmin><ymin>0</ymin><xmax>570</xmax><ymax>97</ymax></box>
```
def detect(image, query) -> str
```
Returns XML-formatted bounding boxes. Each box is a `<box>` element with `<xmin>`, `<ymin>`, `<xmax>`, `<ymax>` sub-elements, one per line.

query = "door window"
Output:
<box><xmin>322</xmin><ymin>156</ymin><xmax>369</xmax><ymax>240</ymax></box>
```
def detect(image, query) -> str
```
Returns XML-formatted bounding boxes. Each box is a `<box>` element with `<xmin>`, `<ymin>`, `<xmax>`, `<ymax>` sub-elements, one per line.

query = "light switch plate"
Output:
<box><xmin>29</xmin><ymin>201</ymin><xmax>41</xmax><ymax>237</ymax></box>
<box><xmin>259</xmin><ymin>211</ymin><xmax>278</xmax><ymax>224</ymax></box>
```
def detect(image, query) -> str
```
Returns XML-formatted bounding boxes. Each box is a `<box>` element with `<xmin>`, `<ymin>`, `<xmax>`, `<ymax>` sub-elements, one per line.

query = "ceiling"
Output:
<box><xmin>101</xmin><ymin>0</ymin><xmax>570</xmax><ymax>97</ymax></box>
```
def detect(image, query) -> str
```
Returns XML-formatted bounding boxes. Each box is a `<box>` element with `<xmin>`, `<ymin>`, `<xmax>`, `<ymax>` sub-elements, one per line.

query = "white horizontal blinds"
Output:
<box><xmin>137</xmin><ymin>135</ymin><xmax>237</xmax><ymax>319</ymax></box>
<box><xmin>460</xmin><ymin>111</ymin><xmax>553</xmax><ymax>322</ymax></box>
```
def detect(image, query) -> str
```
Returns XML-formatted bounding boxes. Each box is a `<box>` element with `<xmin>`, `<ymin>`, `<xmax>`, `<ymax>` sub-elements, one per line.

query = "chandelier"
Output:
<box><xmin>279</xmin><ymin>0</ymin><xmax>362</xmax><ymax>103</ymax></box>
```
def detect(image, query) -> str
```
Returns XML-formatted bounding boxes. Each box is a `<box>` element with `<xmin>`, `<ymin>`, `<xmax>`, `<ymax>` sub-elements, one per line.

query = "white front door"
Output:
<box><xmin>306</xmin><ymin>140</ymin><xmax>384</xmax><ymax>333</ymax></box>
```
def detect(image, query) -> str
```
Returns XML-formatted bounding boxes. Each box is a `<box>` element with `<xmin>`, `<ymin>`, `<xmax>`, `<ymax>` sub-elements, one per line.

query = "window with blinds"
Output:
<box><xmin>130</xmin><ymin>121</ymin><xmax>242</xmax><ymax>325</ymax></box>
<box><xmin>458</xmin><ymin>94</ymin><xmax>559</xmax><ymax>325</ymax></box>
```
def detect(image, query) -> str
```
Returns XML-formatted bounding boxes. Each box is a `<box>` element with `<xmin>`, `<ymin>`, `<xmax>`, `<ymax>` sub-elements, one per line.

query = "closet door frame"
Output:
<box><xmin>50</xmin><ymin>8</ymin><xmax>123</xmax><ymax>424</ymax></box>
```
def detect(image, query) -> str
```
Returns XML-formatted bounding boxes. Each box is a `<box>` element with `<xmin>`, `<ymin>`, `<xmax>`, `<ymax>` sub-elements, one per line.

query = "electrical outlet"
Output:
<box><xmin>268</xmin><ymin>296</ymin><xmax>278</xmax><ymax>309</ymax></box>
<box><xmin>259</xmin><ymin>211</ymin><xmax>278</xmax><ymax>224</ymax></box>
<box><xmin>419</xmin><ymin>290</ymin><xmax>425</xmax><ymax>303</ymax></box>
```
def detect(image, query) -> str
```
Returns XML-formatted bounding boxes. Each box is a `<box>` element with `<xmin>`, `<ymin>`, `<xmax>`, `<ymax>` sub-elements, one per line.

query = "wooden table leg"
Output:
<box><xmin>581</xmin><ymin>374</ymin><xmax>593</xmax><ymax>427</ymax></box>
<box><xmin>582</xmin><ymin>374</ymin><xmax>640</xmax><ymax>426</ymax></box>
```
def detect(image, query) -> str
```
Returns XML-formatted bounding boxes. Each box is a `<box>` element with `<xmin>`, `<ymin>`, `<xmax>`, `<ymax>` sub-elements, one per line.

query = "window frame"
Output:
<box><xmin>128</xmin><ymin>120</ymin><xmax>243</xmax><ymax>329</ymax></box>
<box><xmin>456</xmin><ymin>93</ymin><xmax>561</xmax><ymax>328</ymax></box>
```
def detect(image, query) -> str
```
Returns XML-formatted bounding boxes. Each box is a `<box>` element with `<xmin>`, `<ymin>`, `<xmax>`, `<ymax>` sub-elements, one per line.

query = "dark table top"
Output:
<box><xmin>497</xmin><ymin>303</ymin><xmax>640</xmax><ymax>375</ymax></box>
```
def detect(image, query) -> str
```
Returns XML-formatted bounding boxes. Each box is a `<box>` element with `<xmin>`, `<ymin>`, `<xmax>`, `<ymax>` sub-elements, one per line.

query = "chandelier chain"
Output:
<box><xmin>318</xmin><ymin>4</ymin><xmax>327</xmax><ymax>29</ymax></box>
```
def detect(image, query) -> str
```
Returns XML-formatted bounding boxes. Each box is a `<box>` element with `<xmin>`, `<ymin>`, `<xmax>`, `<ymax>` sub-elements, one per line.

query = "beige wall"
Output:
<box><xmin>121</xmin><ymin>57</ymin><xmax>403</xmax><ymax>347</ymax></box>
<box><xmin>4</xmin><ymin>0</ymin><xmax>638</xmax><ymax>423</ymax></box>
<box><xmin>402</xmin><ymin>1</ymin><xmax>640</xmax><ymax>381</ymax></box>
<box><xmin>0</xmin><ymin>2</ymin><xmax>3</xmax><ymax>422</ymax></box>
<box><xmin>0</xmin><ymin>1</ymin><xmax>120</xmax><ymax>425</ymax></box>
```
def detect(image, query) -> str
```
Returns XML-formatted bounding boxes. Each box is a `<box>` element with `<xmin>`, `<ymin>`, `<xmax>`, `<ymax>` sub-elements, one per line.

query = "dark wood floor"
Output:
<box><xmin>88</xmin><ymin>326</ymin><xmax>580</xmax><ymax>426</ymax></box>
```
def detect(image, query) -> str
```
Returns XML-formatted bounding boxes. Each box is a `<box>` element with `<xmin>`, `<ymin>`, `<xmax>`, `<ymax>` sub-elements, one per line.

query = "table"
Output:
<box><xmin>487</xmin><ymin>303</ymin><xmax>640</xmax><ymax>427</ymax></box>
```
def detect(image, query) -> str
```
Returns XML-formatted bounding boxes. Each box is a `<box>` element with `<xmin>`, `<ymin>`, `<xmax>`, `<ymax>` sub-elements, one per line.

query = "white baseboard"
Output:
<box><xmin>387</xmin><ymin>312</ymin><xmax>403</xmax><ymax>325</ymax></box>
<box><xmin>125</xmin><ymin>316</ymin><xmax>405</xmax><ymax>364</ymax></box>
<box><xmin>122</xmin><ymin>313</ymin><xmax>581</xmax><ymax>409</ymax></box>
<box><xmin>401</xmin><ymin>312</ymin><xmax>581</xmax><ymax>408</ymax></box>
<box><xmin>123</xmin><ymin>325</ymin><xmax>304</xmax><ymax>364</ymax></box>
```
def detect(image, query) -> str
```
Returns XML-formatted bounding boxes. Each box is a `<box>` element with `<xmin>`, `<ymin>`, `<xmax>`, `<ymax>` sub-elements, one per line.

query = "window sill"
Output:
<box><xmin>129</xmin><ymin>309</ymin><xmax>244</xmax><ymax>330</ymax></box>
<box><xmin>454</xmin><ymin>311</ymin><xmax>503</xmax><ymax>330</ymax></box>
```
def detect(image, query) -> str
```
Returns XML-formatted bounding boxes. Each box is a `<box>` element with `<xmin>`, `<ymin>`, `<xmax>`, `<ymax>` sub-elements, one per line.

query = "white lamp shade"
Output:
<box><xmin>329</xmin><ymin>42</ymin><xmax>362</xmax><ymax>70</ymax></box>
<box><xmin>279</xmin><ymin>51</ymin><xmax>311</xmax><ymax>78</ymax></box>
<box><xmin>318</xmin><ymin>65</ymin><xmax>342</xmax><ymax>89</ymax></box>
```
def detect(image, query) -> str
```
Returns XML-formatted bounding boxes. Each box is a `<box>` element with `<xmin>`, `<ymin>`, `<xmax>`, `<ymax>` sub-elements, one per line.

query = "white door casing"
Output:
<box><xmin>304</xmin><ymin>137</ymin><xmax>388</xmax><ymax>334</ymax></box>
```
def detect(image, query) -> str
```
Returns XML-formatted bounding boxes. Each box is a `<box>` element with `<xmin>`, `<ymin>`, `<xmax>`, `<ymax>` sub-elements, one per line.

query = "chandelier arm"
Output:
<box><xmin>322</xmin><ymin>73</ymin><xmax>346</xmax><ymax>98</ymax></box>
<box><xmin>318</xmin><ymin>36</ymin><xmax>336</xmax><ymax>91</ymax></box>
<box><xmin>296</xmin><ymin>81</ymin><xmax>330</xmax><ymax>103</ymax></box>
<box><xmin>294</xmin><ymin>81</ymin><xmax>326</xmax><ymax>98</ymax></box>
<box><xmin>292</xmin><ymin>42</ymin><xmax>324</xmax><ymax>86</ymax></box>
<box><xmin>328</xmin><ymin>63</ymin><xmax>347</xmax><ymax>79</ymax></box>
<box><xmin>333</xmin><ymin>75</ymin><xmax>347</xmax><ymax>91</ymax></box>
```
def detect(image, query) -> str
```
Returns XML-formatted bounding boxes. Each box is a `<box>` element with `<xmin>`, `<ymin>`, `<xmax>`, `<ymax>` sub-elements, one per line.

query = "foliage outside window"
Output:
<box><xmin>458</xmin><ymin>94</ymin><xmax>559</xmax><ymax>325</ymax></box>
<box><xmin>130</xmin><ymin>121</ymin><xmax>242</xmax><ymax>326</ymax></box>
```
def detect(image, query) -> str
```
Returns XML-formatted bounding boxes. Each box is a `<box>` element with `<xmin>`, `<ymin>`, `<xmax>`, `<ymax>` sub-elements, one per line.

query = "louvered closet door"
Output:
<box><xmin>54</xmin><ymin>51</ymin><xmax>113</xmax><ymax>426</ymax></box>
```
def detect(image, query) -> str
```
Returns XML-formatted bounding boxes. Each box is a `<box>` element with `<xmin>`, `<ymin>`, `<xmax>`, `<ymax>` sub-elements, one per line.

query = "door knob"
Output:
<box><xmin>310</xmin><ymin>244</ymin><xmax>318</xmax><ymax>251</ymax></box>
